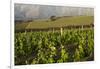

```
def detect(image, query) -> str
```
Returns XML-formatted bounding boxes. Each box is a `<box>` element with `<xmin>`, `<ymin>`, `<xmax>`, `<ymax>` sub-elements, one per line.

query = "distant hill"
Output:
<box><xmin>15</xmin><ymin>16</ymin><xmax>94</xmax><ymax>31</ymax></box>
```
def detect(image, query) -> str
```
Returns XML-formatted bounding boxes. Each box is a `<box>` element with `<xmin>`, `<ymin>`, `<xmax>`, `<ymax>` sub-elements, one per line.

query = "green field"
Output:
<box><xmin>15</xmin><ymin>16</ymin><xmax>94</xmax><ymax>30</ymax></box>
<box><xmin>15</xmin><ymin>29</ymin><xmax>94</xmax><ymax>65</ymax></box>
<box><xmin>15</xmin><ymin>15</ymin><xmax>94</xmax><ymax>65</ymax></box>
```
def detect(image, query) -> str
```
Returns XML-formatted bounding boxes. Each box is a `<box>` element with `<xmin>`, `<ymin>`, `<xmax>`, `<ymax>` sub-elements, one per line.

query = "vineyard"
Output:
<box><xmin>15</xmin><ymin>28</ymin><xmax>94</xmax><ymax>65</ymax></box>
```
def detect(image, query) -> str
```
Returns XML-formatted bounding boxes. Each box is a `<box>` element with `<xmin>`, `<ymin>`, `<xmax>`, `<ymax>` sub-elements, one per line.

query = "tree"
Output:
<box><xmin>50</xmin><ymin>16</ymin><xmax>56</xmax><ymax>21</ymax></box>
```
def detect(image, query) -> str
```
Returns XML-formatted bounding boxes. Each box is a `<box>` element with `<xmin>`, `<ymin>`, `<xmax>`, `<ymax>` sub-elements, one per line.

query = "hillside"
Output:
<box><xmin>15</xmin><ymin>16</ymin><xmax>94</xmax><ymax>30</ymax></box>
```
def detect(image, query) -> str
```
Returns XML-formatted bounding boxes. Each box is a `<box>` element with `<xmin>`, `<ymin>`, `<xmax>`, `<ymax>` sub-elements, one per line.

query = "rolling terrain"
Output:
<box><xmin>15</xmin><ymin>16</ymin><xmax>94</xmax><ymax>31</ymax></box>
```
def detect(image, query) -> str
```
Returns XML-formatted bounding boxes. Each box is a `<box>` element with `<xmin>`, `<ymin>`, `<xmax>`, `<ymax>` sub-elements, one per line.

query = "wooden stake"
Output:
<box><xmin>61</xmin><ymin>27</ymin><xmax>63</xmax><ymax>36</ymax></box>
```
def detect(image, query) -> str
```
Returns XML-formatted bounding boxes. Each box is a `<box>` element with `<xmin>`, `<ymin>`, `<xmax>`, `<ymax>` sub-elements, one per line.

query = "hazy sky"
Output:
<box><xmin>14</xmin><ymin>3</ymin><xmax>94</xmax><ymax>20</ymax></box>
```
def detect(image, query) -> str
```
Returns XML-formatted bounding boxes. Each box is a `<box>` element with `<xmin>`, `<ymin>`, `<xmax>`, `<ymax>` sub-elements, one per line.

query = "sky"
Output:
<box><xmin>14</xmin><ymin>3</ymin><xmax>94</xmax><ymax>20</ymax></box>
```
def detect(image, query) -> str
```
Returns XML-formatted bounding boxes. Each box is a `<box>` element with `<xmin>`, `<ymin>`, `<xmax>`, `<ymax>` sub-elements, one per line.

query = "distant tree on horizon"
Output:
<box><xmin>50</xmin><ymin>15</ymin><xmax>56</xmax><ymax>21</ymax></box>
